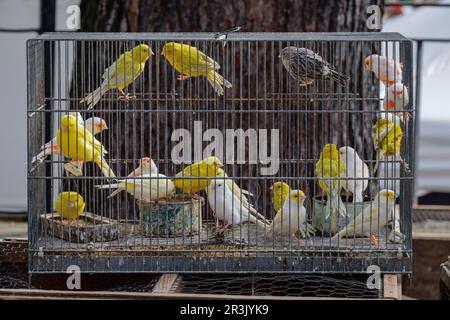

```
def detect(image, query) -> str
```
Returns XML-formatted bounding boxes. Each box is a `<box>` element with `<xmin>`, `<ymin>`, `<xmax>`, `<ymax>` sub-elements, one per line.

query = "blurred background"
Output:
<box><xmin>0</xmin><ymin>0</ymin><xmax>449</xmax><ymax>299</ymax></box>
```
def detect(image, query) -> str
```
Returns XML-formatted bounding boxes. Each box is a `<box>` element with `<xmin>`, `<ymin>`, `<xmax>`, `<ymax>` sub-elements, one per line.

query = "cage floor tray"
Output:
<box><xmin>40</xmin><ymin>212</ymin><xmax>119</xmax><ymax>243</ymax></box>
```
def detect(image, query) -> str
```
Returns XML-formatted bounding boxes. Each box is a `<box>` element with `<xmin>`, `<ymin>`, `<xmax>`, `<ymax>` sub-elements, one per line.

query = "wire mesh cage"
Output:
<box><xmin>27</xmin><ymin>32</ymin><xmax>414</xmax><ymax>275</ymax></box>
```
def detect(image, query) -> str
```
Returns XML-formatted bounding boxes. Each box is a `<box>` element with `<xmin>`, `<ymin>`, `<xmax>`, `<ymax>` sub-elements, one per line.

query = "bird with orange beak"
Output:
<box><xmin>364</xmin><ymin>54</ymin><xmax>403</xmax><ymax>86</ymax></box>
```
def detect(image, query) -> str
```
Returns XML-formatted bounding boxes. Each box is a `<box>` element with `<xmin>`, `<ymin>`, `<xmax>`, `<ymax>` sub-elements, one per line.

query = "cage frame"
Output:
<box><xmin>27</xmin><ymin>32</ymin><xmax>414</xmax><ymax>275</ymax></box>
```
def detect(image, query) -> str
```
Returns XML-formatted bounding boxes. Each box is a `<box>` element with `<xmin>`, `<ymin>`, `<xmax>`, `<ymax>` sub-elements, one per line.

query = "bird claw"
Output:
<box><xmin>177</xmin><ymin>75</ymin><xmax>190</xmax><ymax>81</ymax></box>
<box><xmin>117</xmin><ymin>93</ymin><xmax>136</xmax><ymax>101</ymax></box>
<box><xmin>370</xmin><ymin>234</ymin><xmax>379</xmax><ymax>246</ymax></box>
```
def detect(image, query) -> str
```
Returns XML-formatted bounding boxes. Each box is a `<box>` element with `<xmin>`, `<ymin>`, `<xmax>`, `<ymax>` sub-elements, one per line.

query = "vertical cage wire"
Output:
<box><xmin>27</xmin><ymin>32</ymin><xmax>414</xmax><ymax>274</ymax></box>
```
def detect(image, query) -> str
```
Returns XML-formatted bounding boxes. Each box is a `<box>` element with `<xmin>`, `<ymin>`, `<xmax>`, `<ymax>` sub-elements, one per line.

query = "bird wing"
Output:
<box><xmin>189</xmin><ymin>49</ymin><xmax>220</xmax><ymax>73</ymax></box>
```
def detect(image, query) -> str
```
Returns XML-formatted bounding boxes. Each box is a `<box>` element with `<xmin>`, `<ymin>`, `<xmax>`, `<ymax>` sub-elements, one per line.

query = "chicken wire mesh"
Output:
<box><xmin>27</xmin><ymin>32</ymin><xmax>414</xmax><ymax>275</ymax></box>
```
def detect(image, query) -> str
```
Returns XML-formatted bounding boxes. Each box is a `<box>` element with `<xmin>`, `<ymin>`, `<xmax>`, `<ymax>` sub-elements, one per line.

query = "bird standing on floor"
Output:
<box><xmin>174</xmin><ymin>156</ymin><xmax>223</xmax><ymax>194</ymax></box>
<box><xmin>315</xmin><ymin>144</ymin><xmax>346</xmax><ymax>220</ymax></box>
<box><xmin>80</xmin><ymin>44</ymin><xmax>154</xmax><ymax>109</ymax></box>
<box><xmin>331</xmin><ymin>189</ymin><xmax>398</xmax><ymax>245</ymax></box>
<box><xmin>56</xmin><ymin>115</ymin><xmax>116</xmax><ymax>178</ymax></box>
<box><xmin>383</xmin><ymin>83</ymin><xmax>410</xmax><ymax>122</ymax></box>
<box><xmin>161</xmin><ymin>42</ymin><xmax>232</xmax><ymax>96</ymax></box>
<box><xmin>266</xmin><ymin>190</ymin><xmax>315</xmax><ymax>240</ymax></box>
<box><xmin>214</xmin><ymin>168</ymin><xmax>269</xmax><ymax>224</ymax></box>
<box><xmin>373</xmin><ymin>114</ymin><xmax>403</xmax><ymax>174</ymax></box>
<box><xmin>54</xmin><ymin>191</ymin><xmax>85</xmax><ymax>221</ymax></box>
<box><xmin>206</xmin><ymin>179</ymin><xmax>270</xmax><ymax>230</ymax></box>
<box><xmin>279</xmin><ymin>47</ymin><xmax>349</xmax><ymax>86</ymax></box>
<box><xmin>364</xmin><ymin>54</ymin><xmax>403</xmax><ymax>86</ymax></box>
<box><xmin>270</xmin><ymin>181</ymin><xmax>291</xmax><ymax>213</ymax></box>
<box><xmin>339</xmin><ymin>146</ymin><xmax>369</xmax><ymax>203</ymax></box>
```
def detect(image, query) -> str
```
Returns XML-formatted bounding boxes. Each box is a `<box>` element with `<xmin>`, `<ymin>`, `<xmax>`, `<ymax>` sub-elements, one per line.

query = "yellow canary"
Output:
<box><xmin>315</xmin><ymin>144</ymin><xmax>346</xmax><ymax>220</ymax></box>
<box><xmin>161</xmin><ymin>42</ymin><xmax>232</xmax><ymax>96</ymax></box>
<box><xmin>270</xmin><ymin>182</ymin><xmax>291</xmax><ymax>213</ymax></box>
<box><xmin>54</xmin><ymin>191</ymin><xmax>85</xmax><ymax>221</ymax></box>
<box><xmin>174</xmin><ymin>156</ymin><xmax>223</xmax><ymax>193</ymax></box>
<box><xmin>373</xmin><ymin>116</ymin><xmax>403</xmax><ymax>174</ymax></box>
<box><xmin>80</xmin><ymin>44</ymin><xmax>154</xmax><ymax>109</ymax></box>
<box><xmin>56</xmin><ymin>115</ymin><xmax>116</xmax><ymax>178</ymax></box>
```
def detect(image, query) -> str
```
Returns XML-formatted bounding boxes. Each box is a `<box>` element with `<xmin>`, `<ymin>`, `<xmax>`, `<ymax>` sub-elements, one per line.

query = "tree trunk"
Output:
<box><xmin>76</xmin><ymin>0</ymin><xmax>383</xmax><ymax>218</ymax></box>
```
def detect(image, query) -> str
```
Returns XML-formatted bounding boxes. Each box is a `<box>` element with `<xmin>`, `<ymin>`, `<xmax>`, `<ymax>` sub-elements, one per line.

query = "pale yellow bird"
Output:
<box><xmin>161</xmin><ymin>42</ymin><xmax>232</xmax><ymax>96</ymax></box>
<box><xmin>56</xmin><ymin>115</ymin><xmax>116</xmax><ymax>178</ymax></box>
<box><xmin>266</xmin><ymin>190</ymin><xmax>315</xmax><ymax>240</ymax></box>
<box><xmin>96</xmin><ymin>173</ymin><xmax>175</xmax><ymax>202</ymax></box>
<box><xmin>332</xmin><ymin>189</ymin><xmax>397</xmax><ymax>245</ymax></box>
<box><xmin>54</xmin><ymin>191</ymin><xmax>85</xmax><ymax>221</ymax></box>
<box><xmin>207</xmin><ymin>179</ymin><xmax>270</xmax><ymax>230</ymax></box>
<box><xmin>80</xmin><ymin>44</ymin><xmax>154</xmax><ymax>109</ymax></box>
<box><xmin>174</xmin><ymin>156</ymin><xmax>223</xmax><ymax>194</ymax></box>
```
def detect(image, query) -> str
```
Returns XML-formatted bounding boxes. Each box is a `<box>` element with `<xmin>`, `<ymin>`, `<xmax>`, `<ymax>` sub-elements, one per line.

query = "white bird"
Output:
<box><xmin>331</xmin><ymin>189</ymin><xmax>398</xmax><ymax>244</ymax></box>
<box><xmin>266</xmin><ymin>190</ymin><xmax>315</xmax><ymax>240</ymax></box>
<box><xmin>216</xmin><ymin>169</ymin><xmax>269</xmax><ymax>225</ymax></box>
<box><xmin>32</xmin><ymin>115</ymin><xmax>107</xmax><ymax>164</ymax></box>
<box><xmin>127</xmin><ymin>157</ymin><xmax>158</xmax><ymax>177</ymax></box>
<box><xmin>206</xmin><ymin>179</ymin><xmax>270</xmax><ymax>230</ymax></box>
<box><xmin>383</xmin><ymin>83</ymin><xmax>410</xmax><ymax>122</ymax></box>
<box><xmin>364</xmin><ymin>54</ymin><xmax>403</xmax><ymax>85</ymax></box>
<box><xmin>339</xmin><ymin>146</ymin><xmax>370</xmax><ymax>203</ymax></box>
<box><xmin>95</xmin><ymin>159</ymin><xmax>174</xmax><ymax>202</ymax></box>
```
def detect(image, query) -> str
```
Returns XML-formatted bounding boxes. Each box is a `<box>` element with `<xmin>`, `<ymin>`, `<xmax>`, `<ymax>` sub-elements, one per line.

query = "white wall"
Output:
<box><xmin>0</xmin><ymin>0</ymin><xmax>79</xmax><ymax>211</ymax></box>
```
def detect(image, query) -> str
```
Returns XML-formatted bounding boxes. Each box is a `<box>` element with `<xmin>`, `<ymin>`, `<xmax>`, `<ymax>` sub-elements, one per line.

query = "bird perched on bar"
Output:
<box><xmin>315</xmin><ymin>144</ymin><xmax>347</xmax><ymax>220</ymax></box>
<box><xmin>364</xmin><ymin>54</ymin><xmax>403</xmax><ymax>86</ymax></box>
<box><xmin>270</xmin><ymin>181</ymin><xmax>291</xmax><ymax>212</ymax></box>
<box><xmin>32</xmin><ymin>116</ymin><xmax>108</xmax><ymax>165</ymax></box>
<box><xmin>54</xmin><ymin>191</ymin><xmax>85</xmax><ymax>221</ymax></box>
<box><xmin>127</xmin><ymin>157</ymin><xmax>158</xmax><ymax>177</ymax></box>
<box><xmin>331</xmin><ymin>189</ymin><xmax>398</xmax><ymax>245</ymax></box>
<box><xmin>161</xmin><ymin>42</ymin><xmax>232</xmax><ymax>96</ymax></box>
<box><xmin>339</xmin><ymin>146</ymin><xmax>369</xmax><ymax>203</ymax></box>
<box><xmin>57</xmin><ymin>115</ymin><xmax>116</xmax><ymax>178</ymax></box>
<box><xmin>279</xmin><ymin>47</ymin><xmax>349</xmax><ymax>86</ymax></box>
<box><xmin>174</xmin><ymin>156</ymin><xmax>223</xmax><ymax>194</ymax></box>
<box><xmin>207</xmin><ymin>179</ymin><xmax>270</xmax><ymax>231</ymax></box>
<box><xmin>95</xmin><ymin>174</ymin><xmax>175</xmax><ymax>202</ymax></box>
<box><xmin>383</xmin><ymin>83</ymin><xmax>410</xmax><ymax>122</ymax></box>
<box><xmin>266</xmin><ymin>190</ymin><xmax>315</xmax><ymax>240</ymax></box>
<box><xmin>373</xmin><ymin>114</ymin><xmax>404</xmax><ymax>174</ymax></box>
<box><xmin>80</xmin><ymin>44</ymin><xmax>154</xmax><ymax>109</ymax></box>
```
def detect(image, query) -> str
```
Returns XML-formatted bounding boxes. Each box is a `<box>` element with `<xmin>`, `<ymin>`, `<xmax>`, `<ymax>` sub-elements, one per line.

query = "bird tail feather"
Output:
<box><xmin>80</xmin><ymin>81</ymin><xmax>109</xmax><ymax>110</ymax></box>
<box><xmin>94</xmin><ymin>156</ymin><xmax>116</xmax><ymax>178</ymax></box>
<box><xmin>207</xmin><ymin>71</ymin><xmax>232</xmax><ymax>96</ymax></box>
<box><xmin>329</xmin><ymin>69</ymin><xmax>349</xmax><ymax>87</ymax></box>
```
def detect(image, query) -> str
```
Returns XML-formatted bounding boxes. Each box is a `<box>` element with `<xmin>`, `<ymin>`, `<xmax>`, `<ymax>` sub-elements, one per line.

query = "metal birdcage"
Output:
<box><xmin>27</xmin><ymin>32</ymin><xmax>414</xmax><ymax>276</ymax></box>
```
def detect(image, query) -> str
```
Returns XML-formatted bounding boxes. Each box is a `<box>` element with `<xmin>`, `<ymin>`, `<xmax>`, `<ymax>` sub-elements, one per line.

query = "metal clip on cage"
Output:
<box><xmin>27</xmin><ymin>32</ymin><xmax>414</xmax><ymax>275</ymax></box>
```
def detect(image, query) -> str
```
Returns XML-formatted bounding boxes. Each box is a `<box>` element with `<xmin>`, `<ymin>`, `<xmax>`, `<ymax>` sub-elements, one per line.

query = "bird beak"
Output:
<box><xmin>269</xmin><ymin>186</ymin><xmax>273</xmax><ymax>191</ymax></box>
<box><xmin>278</xmin><ymin>54</ymin><xmax>281</xmax><ymax>58</ymax></box>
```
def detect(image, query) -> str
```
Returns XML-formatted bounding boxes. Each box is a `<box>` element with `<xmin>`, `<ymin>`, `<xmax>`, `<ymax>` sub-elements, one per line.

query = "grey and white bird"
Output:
<box><xmin>331</xmin><ymin>189</ymin><xmax>398</xmax><ymax>243</ymax></box>
<box><xmin>339</xmin><ymin>146</ymin><xmax>370</xmax><ymax>203</ymax></box>
<box><xmin>279</xmin><ymin>47</ymin><xmax>349</xmax><ymax>86</ymax></box>
<box><xmin>207</xmin><ymin>179</ymin><xmax>270</xmax><ymax>230</ymax></box>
